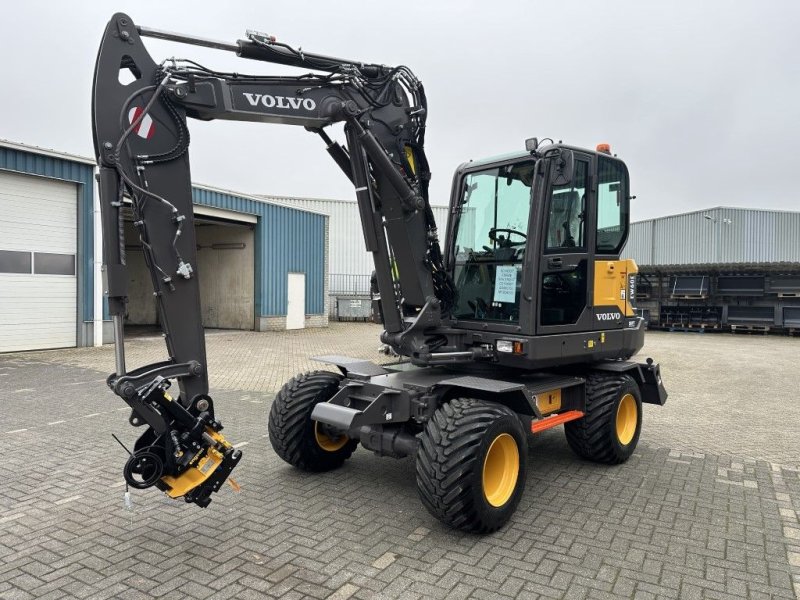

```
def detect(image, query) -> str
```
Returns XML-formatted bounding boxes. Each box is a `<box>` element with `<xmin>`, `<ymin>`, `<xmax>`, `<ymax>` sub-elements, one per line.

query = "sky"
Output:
<box><xmin>1</xmin><ymin>0</ymin><xmax>798</xmax><ymax>220</ymax></box>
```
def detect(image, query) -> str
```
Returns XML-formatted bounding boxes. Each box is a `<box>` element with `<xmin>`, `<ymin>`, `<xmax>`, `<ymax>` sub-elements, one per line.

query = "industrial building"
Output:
<box><xmin>4</xmin><ymin>135</ymin><xmax>798</xmax><ymax>353</ymax></box>
<box><xmin>0</xmin><ymin>140</ymin><xmax>329</xmax><ymax>353</ymax></box>
<box><xmin>624</xmin><ymin>207</ymin><xmax>800</xmax><ymax>333</ymax></box>
<box><xmin>272</xmin><ymin>196</ymin><xmax>449</xmax><ymax>318</ymax></box>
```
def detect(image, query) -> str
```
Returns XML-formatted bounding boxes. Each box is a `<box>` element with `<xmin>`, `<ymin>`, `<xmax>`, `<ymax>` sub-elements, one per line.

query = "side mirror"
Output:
<box><xmin>551</xmin><ymin>148</ymin><xmax>574</xmax><ymax>187</ymax></box>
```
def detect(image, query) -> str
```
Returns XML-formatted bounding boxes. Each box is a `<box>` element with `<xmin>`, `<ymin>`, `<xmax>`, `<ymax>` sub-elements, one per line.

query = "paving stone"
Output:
<box><xmin>0</xmin><ymin>326</ymin><xmax>798</xmax><ymax>598</ymax></box>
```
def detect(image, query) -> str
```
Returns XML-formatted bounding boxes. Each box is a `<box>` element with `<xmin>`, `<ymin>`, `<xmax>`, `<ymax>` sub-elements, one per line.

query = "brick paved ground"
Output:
<box><xmin>0</xmin><ymin>325</ymin><xmax>798</xmax><ymax>599</ymax></box>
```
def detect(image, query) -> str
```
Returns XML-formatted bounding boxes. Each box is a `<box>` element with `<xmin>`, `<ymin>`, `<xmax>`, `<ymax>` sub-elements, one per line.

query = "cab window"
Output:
<box><xmin>596</xmin><ymin>157</ymin><xmax>629</xmax><ymax>254</ymax></box>
<box><xmin>451</xmin><ymin>161</ymin><xmax>535</xmax><ymax>323</ymax></box>
<box><xmin>544</xmin><ymin>161</ymin><xmax>588</xmax><ymax>252</ymax></box>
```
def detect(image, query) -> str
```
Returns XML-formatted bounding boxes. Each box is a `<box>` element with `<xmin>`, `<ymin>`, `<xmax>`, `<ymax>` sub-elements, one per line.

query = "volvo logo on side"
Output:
<box><xmin>596</xmin><ymin>312</ymin><xmax>621</xmax><ymax>321</ymax></box>
<box><xmin>242</xmin><ymin>93</ymin><xmax>316</xmax><ymax>111</ymax></box>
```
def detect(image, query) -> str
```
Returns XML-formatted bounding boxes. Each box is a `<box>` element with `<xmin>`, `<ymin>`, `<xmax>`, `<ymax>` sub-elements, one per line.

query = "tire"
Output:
<box><xmin>416</xmin><ymin>398</ymin><xmax>528</xmax><ymax>533</ymax></box>
<box><xmin>565</xmin><ymin>373</ymin><xmax>642</xmax><ymax>464</ymax></box>
<box><xmin>268</xmin><ymin>371</ymin><xmax>357</xmax><ymax>472</ymax></box>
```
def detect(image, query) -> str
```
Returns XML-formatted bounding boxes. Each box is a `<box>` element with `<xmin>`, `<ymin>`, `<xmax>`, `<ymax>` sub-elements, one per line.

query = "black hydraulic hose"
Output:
<box><xmin>116</xmin><ymin>182</ymin><xmax>126</xmax><ymax>267</ymax></box>
<box><xmin>113</xmin><ymin>72</ymin><xmax>197</xmax><ymax>279</ymax></box>
<box><xmin>123</xmin><ymin>448</ymin><xmax>164</xmax><ymax>489</ymax></box>
<box><xmin>142</xmin><ymin>67</ymin><xmax>191</xmax><ymax>165</ymax></box>
<box><xmin>113</xmin><ymin>75</ymin><xmax>178</xmax><ymax>213</ymax></box>
<box><xmin>114</xmin><ymin>81</ymin><xmax>165</xmax><ymax>159</ymax></box>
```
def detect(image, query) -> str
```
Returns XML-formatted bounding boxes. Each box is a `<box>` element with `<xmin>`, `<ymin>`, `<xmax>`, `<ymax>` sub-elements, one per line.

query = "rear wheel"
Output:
<box><xmin>416</xmin><ymin>398</ymin><xmax>527</xmax><ymax>533</ymax></box>
<box><xmin>268</xmin><ymin>371</ymin><xmax>357</xmax><ymax>471</ymax></box>
<box><xmin>565</xmin><ymin>373</ymin><xmax>642</xmax><ymax>464</ymax></box>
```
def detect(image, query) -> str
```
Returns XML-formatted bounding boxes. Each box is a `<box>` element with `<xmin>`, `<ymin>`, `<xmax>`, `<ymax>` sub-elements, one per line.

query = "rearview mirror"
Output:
<box><xmin>550</xmin><ymin>149</ymin><xmax>574</xmax><ymax>187</ymax></box>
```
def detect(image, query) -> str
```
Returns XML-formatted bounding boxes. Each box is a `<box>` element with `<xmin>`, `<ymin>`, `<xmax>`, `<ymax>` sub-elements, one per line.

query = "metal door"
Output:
<box><xmin>536</xmin><ymin>153</ymin><xmax>597</xmax><ymax>334</ymax></box>
<box><xmin>286</xmin><ymin>272</ymin><xmax>306</xmax><ymax>330</ymax></box>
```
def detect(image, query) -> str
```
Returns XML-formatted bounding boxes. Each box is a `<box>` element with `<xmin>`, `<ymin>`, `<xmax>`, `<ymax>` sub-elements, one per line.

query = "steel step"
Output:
<box><xmin>311</xmin><ymin>402</ymin><xmax>362</xmax><ymax>430</ymax></box>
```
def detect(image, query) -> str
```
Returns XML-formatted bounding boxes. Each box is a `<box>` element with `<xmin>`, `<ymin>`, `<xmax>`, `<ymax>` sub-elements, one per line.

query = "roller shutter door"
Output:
<box><xmin>0</xmin><ymin>170</ymin><xmax>77</xmax><ymax>352</ymax></box>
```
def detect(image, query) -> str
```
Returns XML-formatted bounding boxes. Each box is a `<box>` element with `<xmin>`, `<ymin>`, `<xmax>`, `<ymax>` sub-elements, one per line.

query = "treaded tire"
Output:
<box><xmin>268</xmin><ymin>371</ymin><xmax>357</xmax><ymax>472</ymax></box>
<box><xmin>416</xmin><ymin>398</ymin><xmax>528</xmax><ymax>533</ymax></box>
<box><xmin>565</xmin><ymin>373</ymin><xmax>642</xmax><ymax>465</ymax></box>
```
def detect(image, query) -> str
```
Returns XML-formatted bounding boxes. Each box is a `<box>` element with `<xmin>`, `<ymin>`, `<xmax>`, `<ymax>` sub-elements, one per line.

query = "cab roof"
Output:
<box><xmin>462</xmin><ymin>143</ymin><xmax>623</xmax><ymax>172</ymax></box>
<box><xmin>465</xmin><ymin>150</ymin><xmax>530</xmax><ymax>169</ymax></box>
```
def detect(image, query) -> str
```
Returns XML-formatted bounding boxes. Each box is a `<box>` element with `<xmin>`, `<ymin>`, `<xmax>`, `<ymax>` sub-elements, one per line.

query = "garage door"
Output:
<box><xmin>0</xmin><ymin>170</ymin><xmax>77</xmax><ymax>352</ymax></box>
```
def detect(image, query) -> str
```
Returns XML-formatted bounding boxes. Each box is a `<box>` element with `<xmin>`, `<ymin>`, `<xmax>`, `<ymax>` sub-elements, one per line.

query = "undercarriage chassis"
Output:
<box><xmin>309</xmin><ymin>354</ymin><xmax>667</xmax><ymax>458</ymax></box>
<box><xmin>268</xmin><ymin>355</ymin><xmax>666</xmax><ymax>532</ymax></box>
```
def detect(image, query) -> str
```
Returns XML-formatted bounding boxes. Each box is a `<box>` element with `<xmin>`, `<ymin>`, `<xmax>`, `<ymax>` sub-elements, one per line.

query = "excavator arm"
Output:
<box><xmin>92</xmin><ymin>13</ymin><xmax>452</xmax><ymax>506</ymax></box>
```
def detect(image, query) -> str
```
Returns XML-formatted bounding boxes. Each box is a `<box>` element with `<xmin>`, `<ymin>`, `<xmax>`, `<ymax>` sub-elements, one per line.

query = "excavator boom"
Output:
<box><xmin>92</xmin><ymin>13</ymin><xmax>451</xmax><ymax>505</ymax></box>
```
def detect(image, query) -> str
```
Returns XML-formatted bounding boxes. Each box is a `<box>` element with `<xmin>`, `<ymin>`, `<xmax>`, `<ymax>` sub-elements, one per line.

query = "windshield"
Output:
<box><xmin>452</xmin><ymin>160</ymin><xmax>535</xmax><ymax>323</ymax></box>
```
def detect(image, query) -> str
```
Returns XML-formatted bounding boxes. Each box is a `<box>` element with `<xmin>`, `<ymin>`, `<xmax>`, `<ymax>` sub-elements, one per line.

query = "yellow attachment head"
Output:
<box><xmin>160</xmin><ymin>428</ymin><xmax>242</xmax><ymax>507</ymax></box>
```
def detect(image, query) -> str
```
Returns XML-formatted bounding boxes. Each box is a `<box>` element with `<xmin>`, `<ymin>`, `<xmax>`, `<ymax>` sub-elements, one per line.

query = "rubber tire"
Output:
<box><xmin>565</xmin><ymin>373</ymin><xmax>642</xmax><ymax>464</ymax></box>
<box><xmin>268</xmin><ymin>371</ymin><xmax>357</xmax><ymax>472</ymax></box>
<box><xmin>416</xmin><ymin>398</ymin><xmax>528</xmax><ymax>533</ymax></box>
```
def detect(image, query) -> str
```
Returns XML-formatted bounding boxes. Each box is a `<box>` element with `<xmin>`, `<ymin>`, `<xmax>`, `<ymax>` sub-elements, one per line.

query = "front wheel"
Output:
<box><xmin>268</xmin><ymin>371</ymin><xmax>357</xmax><ymax>471</ymax></box>
<box><xmin>416</xmin><ymin>398</ymin><xmax>528</xmax><ymax>533</ymax></box>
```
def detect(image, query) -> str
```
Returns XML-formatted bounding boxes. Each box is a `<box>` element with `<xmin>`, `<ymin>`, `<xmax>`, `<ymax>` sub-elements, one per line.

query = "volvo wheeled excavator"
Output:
<box><xmin>93</xmin><ymin>13</ymin><xmax>667</xmax><ymax>530</ymax></box>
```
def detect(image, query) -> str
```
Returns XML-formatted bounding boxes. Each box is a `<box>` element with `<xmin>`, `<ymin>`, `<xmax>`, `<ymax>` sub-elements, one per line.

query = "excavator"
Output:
<box><xmin>93</xmin><ymin>13</ymin><xmax>667</xmax><ymax>531</ymax></box>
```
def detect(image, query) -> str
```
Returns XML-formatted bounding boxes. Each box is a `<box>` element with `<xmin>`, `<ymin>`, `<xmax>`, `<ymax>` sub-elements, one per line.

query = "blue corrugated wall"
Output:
<box><xmin>192</xmin><ymin>187</ymin><xmax>326</xmax><ymax>316</ymax></box>
<box><xmin>0</xmin><ymin>146</ymin><xmax>95</xmax><ymax>324</ymax></box>
<box><xmin>0</xmin><ymin>143</ymin><xmax>326</xmax><ymax>331</ymax></box>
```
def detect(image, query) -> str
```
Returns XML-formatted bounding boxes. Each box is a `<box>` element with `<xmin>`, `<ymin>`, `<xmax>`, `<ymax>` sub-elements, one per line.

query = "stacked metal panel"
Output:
<box><xmin>624</xmin><ymin>207</ymin><xmax>800</xmax><ymax>334</ymax></box>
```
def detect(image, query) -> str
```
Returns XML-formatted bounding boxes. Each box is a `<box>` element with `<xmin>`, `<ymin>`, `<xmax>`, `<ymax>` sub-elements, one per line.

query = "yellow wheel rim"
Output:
<box><xmin>482</xmin><ymin>433</ymin><xmax>520</xmax><ymax>508</ymax></box>
<box><xmin>615</xmin><ymin>393</ymin><xmax>638</xmax><ymax>446</ymax></box>
<box><xmin>314</xmin><ymin>422</ymin><xmax>349</xmax><ymax>452</ymax></box>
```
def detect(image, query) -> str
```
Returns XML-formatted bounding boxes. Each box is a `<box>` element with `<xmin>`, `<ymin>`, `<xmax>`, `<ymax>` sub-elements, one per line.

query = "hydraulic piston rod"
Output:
<box><xmin>135</xmin><ymin>24</ymin><xmax>383</xmax><ymax>76</ymax></box>
<box><xmin>136</xmin><ymin>25</ymin><xmax>239</xmax><ymax>52</ymax></box>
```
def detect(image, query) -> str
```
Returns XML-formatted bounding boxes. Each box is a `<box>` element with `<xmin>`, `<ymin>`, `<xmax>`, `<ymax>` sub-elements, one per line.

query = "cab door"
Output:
<box><xmin>536</xmin><ymin>152</ymin><xmax>597</xmax><ymax>334</ymax></box>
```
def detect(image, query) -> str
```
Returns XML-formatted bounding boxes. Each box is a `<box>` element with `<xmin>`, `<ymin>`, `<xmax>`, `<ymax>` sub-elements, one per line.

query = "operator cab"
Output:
<box><xmin>445</xmin><ymin>142</ymin><xmax>637</xmax><ymax>345</ymax></box>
